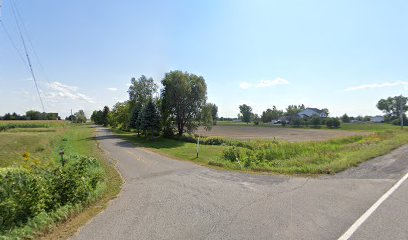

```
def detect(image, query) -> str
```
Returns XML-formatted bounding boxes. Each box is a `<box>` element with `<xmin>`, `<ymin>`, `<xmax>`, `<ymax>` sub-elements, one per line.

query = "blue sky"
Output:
<box><xmin>1</xmin><ymin>0</ymin><xmax>407</xmax><ymax>118</ymax></box>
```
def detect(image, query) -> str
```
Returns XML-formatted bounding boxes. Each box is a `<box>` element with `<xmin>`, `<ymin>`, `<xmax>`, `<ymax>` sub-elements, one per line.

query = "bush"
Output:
<box><xmin>326</xmin><ymin>118</ymin><xmax>341</xmax><ymax>128</ymax></box>
<box><xmin>222</xmin><ymin>146</ymin><xmax>244</xmax><ymax>162</ymax></box>
<box><xmin>0</xmin><ymin>168</ymin><xmax>49</xmax><ymax>231</ymax></box>
<box><xmin>0</xmin><ymin>155</ymin><xmax>104</xmax><ymax>232</ymax></box>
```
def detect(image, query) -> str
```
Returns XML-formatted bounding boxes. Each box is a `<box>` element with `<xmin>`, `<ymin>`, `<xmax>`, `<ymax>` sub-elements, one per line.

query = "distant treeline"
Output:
<box><xmin>0</xmin><ymin>110</ymin><xmax>60</xmax><ymax>120</ymax></box>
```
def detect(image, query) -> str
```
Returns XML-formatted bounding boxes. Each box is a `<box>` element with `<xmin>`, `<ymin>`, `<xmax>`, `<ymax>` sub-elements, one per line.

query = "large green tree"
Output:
<box><xmin>239</xmin><ymin>104</ymin><xmax>252</xmax><ymax>124</ymax></box>
<box><xmin>261</xmin><ymin>106</ymin><xmax>284</xmax><ymax>123</ymax></box>
<box><xmin>128</xmin><ymin>75</ymin><xmax>158</xmax><ymax>105</ymax></box>
<box><xmin>201</xmin><ymin>103</ymin><xmax>214</xmax><ymax>131</ymax></box>
<box><xmin>377</xmin><ymin>95</ymin><xmax>408</xmax><ymax>121</ymax></box>
<box><xmin>140</xmin><ymin>99</ymin><xmax>161</xmax><ymax>139</ymax></box>
<box><xmin>74</xmin><ymin>110</ymin><xmax>87</xmax><ymax>123</ymax></box>
<box><xmin>285</xmin><ymin>104</ymin><xmax>305</xmax><ymax>116</ymax></box>
<box><xmin>161</xmin><ymin>70</ymin><xmax>207</xmax><ymax>136</ymax></box>
<box><xmin>102</xmin><ymin>106</ymin><xmax>110</xmax><ymax>127</ymax></box>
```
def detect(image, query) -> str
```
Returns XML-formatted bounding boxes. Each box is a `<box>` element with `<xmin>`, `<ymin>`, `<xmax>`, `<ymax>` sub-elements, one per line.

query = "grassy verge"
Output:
<box><xmin>112</xmin><ymin>127</ymin><xmax>408</xmax><ymax>175</ymax></box>
<box><xmin>0</xmin><ymin>121</ymin><xmax>122</xmax><ymax>239</ymax></box>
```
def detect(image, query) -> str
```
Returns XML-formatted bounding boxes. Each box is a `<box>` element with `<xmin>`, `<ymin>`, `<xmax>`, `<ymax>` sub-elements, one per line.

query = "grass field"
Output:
<box><xmin>0</xmin><ymin>121</ymin><xmax>122</xmax><ymax>239</ymax></box>
<box><xmin>113</xmin><ymin>123</ymin><xmax>408</xmax><ymax>175</ymax></box>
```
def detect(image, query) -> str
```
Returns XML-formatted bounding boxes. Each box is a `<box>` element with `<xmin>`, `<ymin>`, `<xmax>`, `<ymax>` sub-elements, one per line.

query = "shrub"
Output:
<box><xmin>0</xmin><ymin>168</ymin><xmax>49</xmax><ymax>231</ymax></box>
<box><xmin>0</xmin><ymin>155</ymin><xmax>104</xmax><ymax>232</ymax></box>
<box><xmin>222</xmin><ymin>146</ymin><xmax>244</xmax><ymax>162</ymax></box>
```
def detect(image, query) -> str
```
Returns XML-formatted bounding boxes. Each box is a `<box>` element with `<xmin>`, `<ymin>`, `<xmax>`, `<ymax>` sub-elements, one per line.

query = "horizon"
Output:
<box><xmin>1</xmin><ymin>1</ymin><xmax>407</xmax><ymax>118</ymax></box>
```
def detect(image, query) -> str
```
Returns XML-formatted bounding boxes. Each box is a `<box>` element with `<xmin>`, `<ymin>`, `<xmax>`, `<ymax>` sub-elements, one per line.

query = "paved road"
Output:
<box><xmin>73</xmin><ymin>127</ymin><xmax>408</xmax><ymax>240</ymax></box>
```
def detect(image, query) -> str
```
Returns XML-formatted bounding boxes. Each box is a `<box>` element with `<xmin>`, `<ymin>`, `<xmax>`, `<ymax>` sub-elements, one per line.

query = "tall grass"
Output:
<box><xmin>214</xmin><ymin>130</ymin><xmax>408</xmax><ymax>174</ymax></box>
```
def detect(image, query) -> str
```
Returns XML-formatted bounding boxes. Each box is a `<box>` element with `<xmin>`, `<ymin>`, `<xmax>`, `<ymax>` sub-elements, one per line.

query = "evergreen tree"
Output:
<box><xmin>129</xmin><ymin>103</ymin><xmax>142</xmax><ymax>132</ymax></box>
<box><xmin>142</xmin><ymin>99</ymin><xmax>161</xmax><ymax>139</ymax></box>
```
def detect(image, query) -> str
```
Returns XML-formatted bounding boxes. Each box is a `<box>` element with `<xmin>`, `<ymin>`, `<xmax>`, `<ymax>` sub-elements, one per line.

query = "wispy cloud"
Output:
<box><xmin>107</xmin><ymin>87</ymin><xmax>118</xmax><ymax>91</ymax></box>
<box><xmin>345</xmin><ymin>80</ymin><xmax>408</xmax><ymax>91</ymax></box>
<box><xmin>239</xmin><ymin>77</ymin><xmax>289</xmax><ymax>89</ymax></box>
<box><xmin>46</xmin><ymin>81</ymin><xmax>94</xmax><ymax>103</ymax></box>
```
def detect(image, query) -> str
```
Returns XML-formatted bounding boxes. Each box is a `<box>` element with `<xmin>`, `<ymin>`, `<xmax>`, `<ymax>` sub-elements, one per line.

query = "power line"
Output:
<box><xmin>9</xmin><ymin>0</ymin><xmax>45</xmax><ymax>112</ymax></box>
<box><xmin>11</xmin><ymin>0</ymin><xmax>50</xmax><ymax>84</ymax></box>
<box><xmin>0</xmin><ymin>1</ymin><xmax>26</xmax><ymax>64</ymax></box>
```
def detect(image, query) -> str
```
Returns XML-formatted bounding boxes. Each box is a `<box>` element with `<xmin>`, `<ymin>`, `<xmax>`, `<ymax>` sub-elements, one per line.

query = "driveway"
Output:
<box><xmin>73</xmin><ymin>127</ymin><xmax>408</xmax><ymax>240</ymax></box>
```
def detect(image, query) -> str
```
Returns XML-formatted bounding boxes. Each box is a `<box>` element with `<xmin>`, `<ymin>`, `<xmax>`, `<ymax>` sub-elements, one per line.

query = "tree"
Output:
<box><xmin>161</xmin><ymin>70</ymin><xmax>207</xmax><ymax>136</ymax></box>
<box><xmin>208</xmin><ymin>103</ymin><xmax>218</xmax><ymax>125</ymax></box>
<box><xmin>377</xmin><ymin>95</ymin><xmax>408</xmax><ymax>121</ymax></box>
<box><xmin>261</xmin><ymin>106</ymin><xmax>284</xmax><ymax>123</ymax></box>
<box><xmin>239</xmin><ymin>104</ymin><xmax>252</xmax><ymax>124</ymax></box>
<box><xmin>128</xmin><ymin>75</ymin><xmax>158</xmax><ymax>105</ymax></box>
<box><xmin>141</xmin><ymin>99</ymin><xmax>161</xmax><ymax>139</ymax></box>
<box><xmin>201</xmin><ymin>103</ymin><xmax>214</xmax><ymax>131</ymax></box>
<box><xmin>310</xmin><ymin>116</ymin><xmax>321</xmax><ymax>127</ymax></box>
<box><xmin>341</xmin><ymin>113</ymin><xmax>350</xmax><ymax>123</ymax></box>
<box><xmin>26</xmin><ymin>110</ymin><xmax>42</xmax><ymax>120</ymax></box>
<box><xmin>102</xmin><ymin>106</ymin><xmax>110</xmax><ymax>127</ymax></box>
<box><xmin>108</xmin><ymin>102</ymin><xmax>131</xmax><ymax>130</ymax></box>
<box><xmin>326</xmin><ymin>118</ymin><xmax>341</xmax><ymax>128</ymax></box>
<box><xmin>252</xmin><ymin>114</ymin><xmax>260</xmax><ymax>125</ymax></box>
<box><xmin>285</xmin><ymin>104</ymin><xmax>305</xmax><ymax>116</ymax></box>
<box><xmin>129</xmin><ymin>103</ymin><xmax>142</xmax><ymax>134</ymax></box>
<box><xmin>74</xmin><ymin>110</ymin><xmax>87</xmax><ymax>123</ymax></box>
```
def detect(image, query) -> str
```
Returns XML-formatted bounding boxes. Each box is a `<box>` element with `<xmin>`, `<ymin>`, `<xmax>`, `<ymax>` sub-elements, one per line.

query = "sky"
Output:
<box><xmin>0</xmin><ymin>0</ymin><xmax>407</xmax><ymax>118</ymax></box>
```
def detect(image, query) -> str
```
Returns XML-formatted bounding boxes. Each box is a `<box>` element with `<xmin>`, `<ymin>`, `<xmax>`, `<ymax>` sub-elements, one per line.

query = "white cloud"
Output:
<box><xmin>239</xmin><ymin>82</ymin><xmax>252</xmax><ymax>89</ymax></box>
<box><xmin>239</xmin><ymin>77</ymin><xmax>289</xmax><ymax>89</ymax></box>
<box><xmin>106</xmin><ymin>87</ymin><xmax>118</xmax><ymax>91</ymax></box>
<box><xmin>256</xmin><ymin>78</ymin><xmax>289</xmax><ymax>88</ymax></box>
<box><xmin>46</xmin><ymin>81</ymin><xmax>94</xmax><ymax>103</ymax></box>
<box><xmin>345</xmin><ymin>80</ymin><xmax>408</xmax><ymax>91</ymax></box>
<box><xmin>126</xmin><ymin>83</ymin><xmax>132</xmax><ymax>87</ymax></box>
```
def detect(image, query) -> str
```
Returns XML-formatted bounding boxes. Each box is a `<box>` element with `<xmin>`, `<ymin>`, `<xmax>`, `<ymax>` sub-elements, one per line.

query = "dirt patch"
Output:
<box><xmin>195</xmin><ymin>126</ymin><xmax>370</xmax><ymax>142</ymax></box>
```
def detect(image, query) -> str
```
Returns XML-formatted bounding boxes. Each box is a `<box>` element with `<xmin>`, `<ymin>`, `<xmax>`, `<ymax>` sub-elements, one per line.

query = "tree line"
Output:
<box><xmin>91</xmin><ymin>71</ymin><xmax>218</xmax><ymax>139</ymax></box>
<box><xmin>0</xmin><ymin>111</ymin><xmax>60</xmax><ymax>120</ymax></box>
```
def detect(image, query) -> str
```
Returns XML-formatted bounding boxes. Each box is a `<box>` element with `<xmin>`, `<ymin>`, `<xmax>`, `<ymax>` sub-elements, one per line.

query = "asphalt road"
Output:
<box><xmin>73</xmin><ymin>127</ymin><xmax>408</xmax><ymax>240</ymax></box>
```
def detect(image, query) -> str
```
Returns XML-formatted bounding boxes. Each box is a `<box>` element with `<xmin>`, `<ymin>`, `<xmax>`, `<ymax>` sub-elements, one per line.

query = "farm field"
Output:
<box><xmin>195</xmin><ymin>125</ymin><xmax>370</xmax><ymax>142</ymax></box>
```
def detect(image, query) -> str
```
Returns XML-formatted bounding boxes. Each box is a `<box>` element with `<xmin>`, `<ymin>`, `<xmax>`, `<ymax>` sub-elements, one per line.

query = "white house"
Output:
<box><xmin>371</xmin><ymin>116</ymin><xmax>384</xmax><ymax>123</ymax></box>
<box><xmin>297</xmin><ymin>108</ymin><xmax>327</xmax><ymax>118</ymax></box>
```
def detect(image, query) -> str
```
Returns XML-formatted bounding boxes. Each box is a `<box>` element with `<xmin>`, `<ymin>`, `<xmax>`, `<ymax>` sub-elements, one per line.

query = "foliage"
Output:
<box><xmin>239</xmin><ymin>104</ymin><xmax>252</xmax><ymax>124</ymax></box>
<box><xmin>341</xmin><ymin>113</ymin><xmax>350</xmax><ymax>123</ymax></box>
<box><xmin>326</xmin><ymin>118</ymin><xmax>341</xmax><ymax>128</ymax></box>
<box><xmin>102</xmin><ymin>106</ymin><xmax>110</xmax><ymax>127</ymax></box>
<box><xmin>73</xmin><ymin>110</ymin><xmax>87</xmax><ymax>123</ymax></box>
<box><xmin>285</xmin><ymin>104</ymin><xmax>305</xmax><ymax>116</ymax></box>
<box><xmin>252</xmin><ymin>114</ymin><xmax>260</xmax><ymax>125</ymax></box>
<box><xmin>261</xmin><ymin>106</ymin><xmax>284</xmax><ymax>123</ymax></box>
<box><xmin>128</xmin><ymin>75</ymin><xmax>158</xmax><ymax>105</ymax></box>
<box><xmin>377</xmin><ymin>95</ymin><xmax>408</xmax><ymax>121</ymax></box>
<box><xmin>129</xmin><ymin>103</ymin><xmax>142</xmax><ymax>133</ymax></box>
<box><xmin>140</xmin><ymin>99</ymin><xmax>161</xmax><ymax>139</ymax></box>
<box><xmin>108</xmin><ymin>102</ymin><xmax>131</xmax><ymax>130</ymax></box>
<box><xmin>201</xmin><ymin>103</ymin><xmax>214</xmax><ymax>131</ymax></box>
<box><xmin>209</xmin><ymin>103</ymin><xmax>218</xmax><ymax>125</ymax></box>
<box><xmin>0</xmin><ymin>155</ymin><xmax>104</xmax><ymax>233</ymax></box>
<box><xmin>161</xmin><ymin>70</ymin><xmax>207</xmax><ymax>136</ymax></box>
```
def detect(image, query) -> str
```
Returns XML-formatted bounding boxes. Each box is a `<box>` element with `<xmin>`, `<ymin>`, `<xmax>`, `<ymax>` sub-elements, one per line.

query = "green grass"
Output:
<box><xmin>112</xmin><ymin>125</ymin><xmax>408</xmax><ymax>175</ymax></box>
<box><xmin>113</xmin><ymin>130</ymin><xmax>225</xmax><ymax>166</ymax></box>
<box><xmin>0</xmin><ymin>121</ymin><xmax>122</xmax><ymax>239</ymax></box>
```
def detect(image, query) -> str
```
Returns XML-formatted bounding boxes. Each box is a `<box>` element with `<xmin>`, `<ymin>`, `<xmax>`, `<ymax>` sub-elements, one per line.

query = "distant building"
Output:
<box><xmin>371</xmin><ymin>116</ymin><xmax>384</xmax><ymax>123</ymax></box>
<box><xmin>297</xmin><ymin>108</ymin><xmax>328</xmax><ymax>118</ymax></box>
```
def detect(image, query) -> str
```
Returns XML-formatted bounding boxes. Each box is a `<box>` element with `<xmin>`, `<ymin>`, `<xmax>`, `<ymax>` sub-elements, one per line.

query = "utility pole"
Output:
<box><xmin>71</xmin><ymin>109</ymin><xmax>73</xmax><ymax>123</ymax></box>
